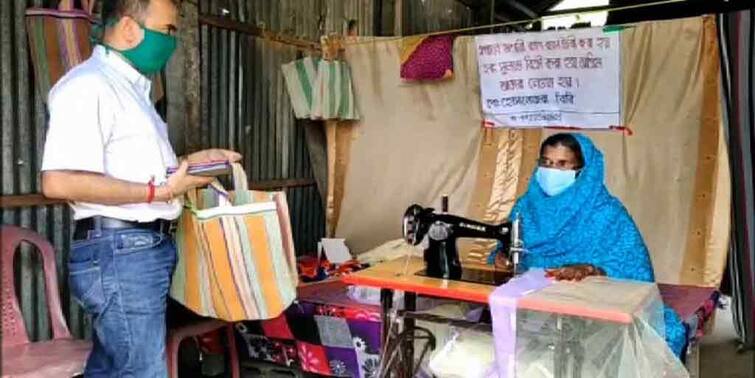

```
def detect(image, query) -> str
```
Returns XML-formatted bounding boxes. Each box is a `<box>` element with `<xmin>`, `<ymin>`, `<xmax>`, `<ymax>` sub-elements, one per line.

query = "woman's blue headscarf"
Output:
<box><xmin>509</xmin><ymin>134</ymin><xmax>653</xmax><ymax>280</ymax></box>
<box><xmin>490</xmin><ymin>133</ymin><xmax>686</xmax><ymax>356</ymax></box>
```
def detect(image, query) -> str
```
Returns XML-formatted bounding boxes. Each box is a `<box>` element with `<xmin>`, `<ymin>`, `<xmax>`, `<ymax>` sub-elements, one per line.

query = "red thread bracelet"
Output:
<box><xmin>146</xmin><ymin>177</ymin><xmax>156</xmax><ymax>203</ymax></box>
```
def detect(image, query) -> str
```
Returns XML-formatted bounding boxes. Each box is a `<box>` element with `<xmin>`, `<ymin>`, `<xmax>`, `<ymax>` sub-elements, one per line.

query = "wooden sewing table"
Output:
<box><xmin>342</xmin><ymin>257</ymin><xmax>718</xmax><ymax>377</ymax></box>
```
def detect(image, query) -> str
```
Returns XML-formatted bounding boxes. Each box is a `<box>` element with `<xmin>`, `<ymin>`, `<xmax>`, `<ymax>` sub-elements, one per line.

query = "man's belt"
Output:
<box><xmin>73</xmin><ymin>216</ymin><xmax>175</xmax><ymax>240</ymax></box>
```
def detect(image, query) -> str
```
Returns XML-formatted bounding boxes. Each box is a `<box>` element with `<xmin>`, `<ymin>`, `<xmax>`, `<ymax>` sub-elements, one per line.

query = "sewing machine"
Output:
<box><xmin>401</xmin><ymin>196</ymin><xmax>524</xmax><ymax>285</ymax></box>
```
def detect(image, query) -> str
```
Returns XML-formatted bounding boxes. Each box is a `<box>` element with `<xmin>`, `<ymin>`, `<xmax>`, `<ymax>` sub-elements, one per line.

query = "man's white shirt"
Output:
<box><xmin>41</xmin><ymin>45</ymin><xmax>181</xmax><ymax>221</ymax></box>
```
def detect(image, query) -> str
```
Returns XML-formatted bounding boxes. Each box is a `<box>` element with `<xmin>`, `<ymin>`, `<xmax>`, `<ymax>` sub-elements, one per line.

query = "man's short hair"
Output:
<box><xmin>102</xmin><ymin>0</ymin><xmax>178</xmax><ymax>25</ymax></box>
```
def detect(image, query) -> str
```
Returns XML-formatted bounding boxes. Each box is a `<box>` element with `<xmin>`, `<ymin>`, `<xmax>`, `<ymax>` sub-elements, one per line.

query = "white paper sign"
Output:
<box><xmin>320</xmin><ymin>238</ymin><xmax>352</xmax><ymax>264</ymax></box>
<box><xmin>476</xmin><ymin>28</ymin><xmax>621</xmax><ymax>128</ymax></box>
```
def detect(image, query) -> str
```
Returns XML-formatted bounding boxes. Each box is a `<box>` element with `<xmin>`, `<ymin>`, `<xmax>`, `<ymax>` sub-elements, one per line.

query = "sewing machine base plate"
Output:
<box><xmin>415</xmin><ymin>268</ymin><xmax>511</xmax><ymax>286</ymax></box>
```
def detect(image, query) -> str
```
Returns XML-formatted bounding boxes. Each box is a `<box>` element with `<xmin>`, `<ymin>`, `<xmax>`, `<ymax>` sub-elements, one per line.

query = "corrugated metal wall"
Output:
<box><xmin>195</xmin><ymin>0</ymin><xmax>376</xmax><ymax>256</ymax></box>
<box><xmin>200</xmin><ymin>0</ymin><xmax>375</xmax><ymax>39</ymax></box>
<box><xmin>1</xmin><ymin>0</ymin><xmax>473</xmax><ymax>342</ymax></box>
<box><xmin>403</xmin><ymin>0</ymin><xmax>474</xmax><ymax>34</ymax></box>
<box><xmin>193</xmin><ymin>0</ymin><xmax>472</xmax><ymax>254</ymax></box>
<box><xmin>197</xmin><ymin>26</ymin><xmax>325</xmax><ymax>257</ymax></box>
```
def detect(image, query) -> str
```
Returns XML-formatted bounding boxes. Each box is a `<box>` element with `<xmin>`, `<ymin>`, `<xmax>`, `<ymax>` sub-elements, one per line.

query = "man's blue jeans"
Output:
<box><xmin>69</xmin><ymin>228</ymin><xmax>176</xmax><ymax>377</ymax></box>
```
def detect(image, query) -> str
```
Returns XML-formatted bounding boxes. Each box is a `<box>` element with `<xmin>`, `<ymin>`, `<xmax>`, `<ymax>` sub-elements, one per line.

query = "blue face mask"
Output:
<box><xmin>535</xmin><ymin>167</ymin><xmax>577</xmax><ymax>196</ymax></box>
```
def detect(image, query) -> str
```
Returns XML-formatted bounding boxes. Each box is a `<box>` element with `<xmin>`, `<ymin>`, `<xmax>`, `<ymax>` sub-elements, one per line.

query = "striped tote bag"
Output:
<box><xmin>171</xmin><ymin>164</ymin><xmax>298</xmax><ymax>321</ymax></box>
<box><xmin>26</xmin><ymin>0</ymin><xmax>96</xmax><ymax>101</ymax></box>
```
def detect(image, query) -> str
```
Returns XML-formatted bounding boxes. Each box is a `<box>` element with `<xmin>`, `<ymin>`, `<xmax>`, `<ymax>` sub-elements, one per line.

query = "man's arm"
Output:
<box><xmin>43</xmin><ymin>171</ymin><xmax>158</xmax><ymax>205</ymax></box>
<box><xmin>42</xmin><ymin>160</ymin><xmax>213</xmax><ymax>204</ymax></box>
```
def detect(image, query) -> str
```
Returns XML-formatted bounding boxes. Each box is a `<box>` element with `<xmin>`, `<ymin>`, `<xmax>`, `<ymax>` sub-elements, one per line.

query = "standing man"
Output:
<box><xmin>41</xmin><ymin>0</ymin><xmax>239</xmax><ymax>376</ymax></box>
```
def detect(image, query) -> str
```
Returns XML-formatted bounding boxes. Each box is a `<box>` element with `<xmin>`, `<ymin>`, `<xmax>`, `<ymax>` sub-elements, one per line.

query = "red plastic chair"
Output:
<box><xmin>167</xmin><ymin>320</ymin><xmax>240</xmax><ymax>378</ymax></box>
<box><xmin>1</xmin><ymin>226</ymin><xmax>91</xmax><ymax>377</ymax></box>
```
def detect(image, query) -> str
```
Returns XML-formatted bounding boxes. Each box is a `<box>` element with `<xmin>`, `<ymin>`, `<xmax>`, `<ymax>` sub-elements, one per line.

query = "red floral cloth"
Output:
<box><xmin>297</xmin><ymin>342</ymin><xmax>332</xmax><ymax>375</ymax></box>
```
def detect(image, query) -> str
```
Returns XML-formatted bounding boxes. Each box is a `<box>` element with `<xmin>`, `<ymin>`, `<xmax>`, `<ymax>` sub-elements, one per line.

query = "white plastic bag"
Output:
<box><xmin>347</xmin><ymin>285</ymin><xmax>404</xmax><ymax>306</ymax></box>
<box><xmin>428</xmin><ymin>327</ymin><xmax>496</xmax><ymax>378</ymax></box>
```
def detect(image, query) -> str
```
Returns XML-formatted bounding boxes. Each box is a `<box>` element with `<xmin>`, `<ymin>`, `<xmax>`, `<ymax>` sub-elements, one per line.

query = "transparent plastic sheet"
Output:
<box><xmin>513</xmin><ymin>310</ymin><xmax>686</xmax><ymax>378</ymax></box>
<box><xmin>426</xmin><ymin>327</ymin><xmax>496</xmax><ymax>378</ymax></box>
<box><xmin>346</xmin><ymin>285</ymin><xmax>481</xmax><ymax>312</ymax></box>
<box><xmin>490</xmin><ymin>270</ymin><xmax>689</xmax><ymax>378</ymax></box>
<box><xmin>348</xmin><ymin>285</ymin><xmax>405</xmax><ymax>306</ymax></box>
<box><xmin>377</xmin><ymin>301</ymin><xmax>490</xmax><ymax>377</ymax></box>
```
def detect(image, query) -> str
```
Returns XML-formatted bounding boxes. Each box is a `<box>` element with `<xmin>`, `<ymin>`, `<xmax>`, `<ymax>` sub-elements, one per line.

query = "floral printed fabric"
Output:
<box><xmin>236</xmin><ymin>332</ymin><xmax>298</xmax><ymax>367</ymax></box>
<box><xmin>326</xmin><ymin>347</ymin><xmax>361</xmax><ymax>377</ymax></box>
<box><xmin>236</xmin><ymin>300</ymin><xmax>381</xmax><ymax>377</ymax></box>
<box><xmin>261</xmin><ymin>314</ymin><xmax>294</xmax><ymax>340</ymax></box>
<box><xmin>297</xmin><ymin>342</ymin><xmax>331</xmax><ymax>375</ymax></box>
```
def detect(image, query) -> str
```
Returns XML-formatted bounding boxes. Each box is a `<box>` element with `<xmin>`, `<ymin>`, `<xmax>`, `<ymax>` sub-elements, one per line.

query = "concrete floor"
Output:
<box><xmin>700</xmin><ymin>299</ymin><xmax>754</xmax><ymax>378</ymax></box>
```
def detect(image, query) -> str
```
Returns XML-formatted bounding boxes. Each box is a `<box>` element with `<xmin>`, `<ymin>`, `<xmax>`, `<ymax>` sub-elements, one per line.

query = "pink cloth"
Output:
<box><xmin>400</xmin><ymin>35</ymin><xmax>455</xmax><ymax>81</ymax></box>
<box><xmin>658</xmin><ymin>283</ymin><xmax>719</xmax><ymax>340</ymax></box>
<box><xmin>658</xmin><ymin>284</ymin><xmax>717</xmax><ymax>321</ymax></box>
<box><xmin>488</xmin><ymin>269</ymin><xmax>552</xmax><ymax>378</ymax></box>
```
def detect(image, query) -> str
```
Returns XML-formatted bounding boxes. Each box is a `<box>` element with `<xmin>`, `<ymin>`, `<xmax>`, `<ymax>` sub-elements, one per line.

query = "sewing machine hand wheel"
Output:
<box><xmin>402</xmin><ymin>204</ymin><xmax>428</xmax><ymax>246</ymax></box>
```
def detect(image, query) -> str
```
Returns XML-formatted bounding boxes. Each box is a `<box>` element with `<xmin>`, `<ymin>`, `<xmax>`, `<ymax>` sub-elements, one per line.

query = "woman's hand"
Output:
<box><xmin>545</xmin><ymin>264</ymin><xmax>604</xmax><ymax>281</ymax></box>
<box><xmin>186</xmin><ymin>149</ymin><xmax>242</xmax><ymax>164</ymax></box>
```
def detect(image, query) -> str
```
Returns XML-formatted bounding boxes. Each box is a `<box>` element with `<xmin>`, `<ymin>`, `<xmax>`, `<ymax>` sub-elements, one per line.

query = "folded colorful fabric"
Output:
<box><xmin>400</xmin><ymin>35</ymin><xmax>455</xmax><ymax>81</ymax></box>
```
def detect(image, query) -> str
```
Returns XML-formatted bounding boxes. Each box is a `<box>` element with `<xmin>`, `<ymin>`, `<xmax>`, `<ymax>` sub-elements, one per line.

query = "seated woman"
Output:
<box><xmin>488</xmin><ymin>133</ymin><xmax>686</xmax><ymax>357</ymax></box>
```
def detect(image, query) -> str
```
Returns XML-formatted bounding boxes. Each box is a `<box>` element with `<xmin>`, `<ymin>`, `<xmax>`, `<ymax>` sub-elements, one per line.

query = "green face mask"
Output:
<box><xmin>110</xmin><ymin>24</ymin><xmax>177</xmax><ymax>75</ymax></box>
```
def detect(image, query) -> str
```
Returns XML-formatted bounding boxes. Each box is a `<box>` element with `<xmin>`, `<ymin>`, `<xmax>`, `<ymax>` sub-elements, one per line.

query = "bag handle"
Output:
<box><xmin>184</xmin><ymin>164</ymin><xmax>251</xmax><ymax>210</ymax></box>
<box><xmin>210</xmin><ymin>181</ymin><xmax>233</xmax><ymax>207</ymax></box>
<box><xmin>184</xmin><ymin>183</ymin><xmax>204</xmax><ymax>211</ymax></box>
<box><xmin>59</xmin><ymin>0</ymin><xmax>96</xmax><ymax>14</ymax></box>
<box><xmin>231</xmin><ymin>163</ymin><xmax>253</xmax><ymax>205</ymax></box>
<box><xmin>231</xmin><ymin>163</ymin><xmax>249</xmax><ymax>192</ymax></box>
<box><xmin>184</xmin><ymin>181</ymin><xmax>232</xmax><ymax>212</ymax></box>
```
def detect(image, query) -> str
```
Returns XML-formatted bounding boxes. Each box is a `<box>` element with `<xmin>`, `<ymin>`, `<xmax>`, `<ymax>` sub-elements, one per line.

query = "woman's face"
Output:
<box><xmin>538</xmin><ymin>144</ymin><xmax>580</xmax><ymax>171</ymax></box>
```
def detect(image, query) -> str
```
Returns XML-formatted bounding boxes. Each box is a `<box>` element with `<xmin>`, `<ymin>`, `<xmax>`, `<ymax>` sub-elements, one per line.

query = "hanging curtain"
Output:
<box><xmin>718</xmin><ymin>9</ymin><xmax>755</xmax><ymax>349</ymax></box>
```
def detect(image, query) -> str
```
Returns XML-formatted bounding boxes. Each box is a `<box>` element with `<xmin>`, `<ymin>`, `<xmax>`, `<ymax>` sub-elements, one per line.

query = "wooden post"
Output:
<box><xmin>303</xmin><ymin>120</ymin><xmax>329</xmax><ymax>210</ymax></box>
<box><xmin>166</xmin><ymin>4</ymin><xmax>187</xmax><ymax>154</ymax></box>
<box><xmin>321</xmin><ymin>35</ymin><xmax>343</xmax><ymax>237</ymax></box>
<box><xmin>490</xmin><ymin>0</ymin><xmax>496</xmax><ymax>27</ymax></box>
<box><xmin>183</xmin><ymin>1</ymin><xmax>202</xmax><ymax>152</ymax></box>
<box><xmin>394</xmin><ymin>0</ymin><xmax>403</xmax><ymax>36</ymax></box>
<box><xmin>325</xmin><ymin>120</ymin><xmax>339</xmax><ymax>237</ymax></box>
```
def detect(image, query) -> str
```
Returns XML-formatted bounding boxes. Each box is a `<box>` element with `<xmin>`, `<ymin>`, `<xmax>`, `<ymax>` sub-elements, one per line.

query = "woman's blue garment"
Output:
<box><xmin>488</xmin><ymin>134</ymin><xmax>686</xmax><ymax>356</ymax></box>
